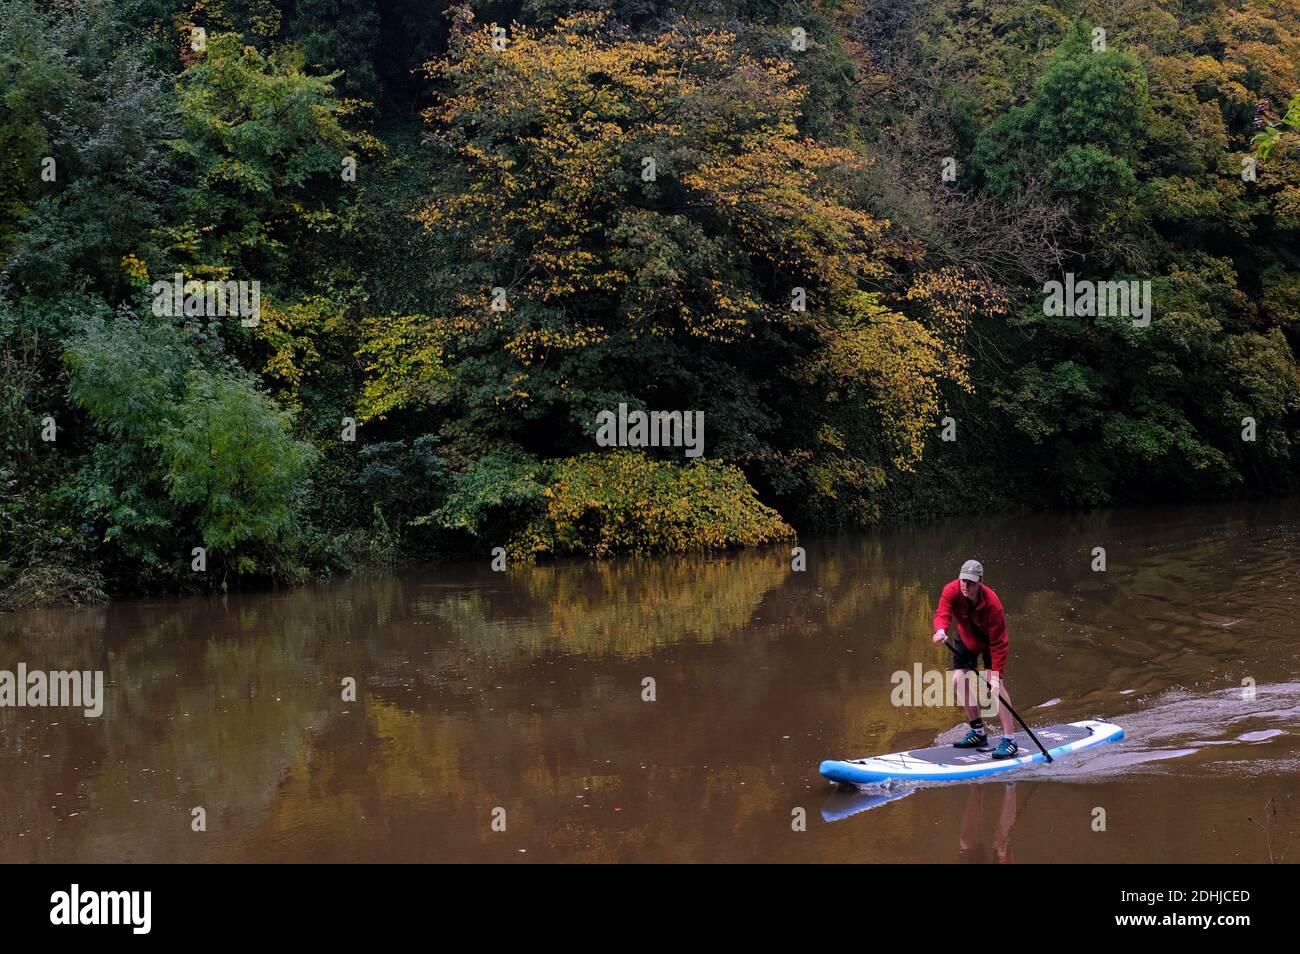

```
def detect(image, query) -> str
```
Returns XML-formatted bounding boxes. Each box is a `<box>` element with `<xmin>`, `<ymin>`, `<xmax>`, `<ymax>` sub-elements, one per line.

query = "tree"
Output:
<box><xmin>971</xmin><ymin>21</ymin><xmax>1149</xmax><ymax>221</ymax></box>
<box><xmin>363</xmin><ymin>12</ymin><xmax>964</xmax><ymax>526</ymax></box>
<box><xmin>168</xmin><ymin>32</ymin><xmax>365</xmax><ymax>280</ymax></box>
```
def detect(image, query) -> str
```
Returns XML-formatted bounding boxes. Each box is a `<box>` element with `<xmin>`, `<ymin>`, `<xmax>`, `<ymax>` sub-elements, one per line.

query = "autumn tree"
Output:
<box><xmin>360</xmin><ymin>11</ymin><xmax>965</xmax><ymax>528</ymax></box>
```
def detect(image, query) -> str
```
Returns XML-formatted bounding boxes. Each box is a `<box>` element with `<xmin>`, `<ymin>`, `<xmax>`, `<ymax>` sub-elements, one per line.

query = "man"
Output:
<box><xmin>931</xmin><ymin>559</ymin><xmax>1018</xmax><ymax>758</ymax></box>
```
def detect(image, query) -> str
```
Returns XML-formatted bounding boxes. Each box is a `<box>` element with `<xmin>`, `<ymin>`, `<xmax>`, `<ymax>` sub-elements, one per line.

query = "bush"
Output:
<box><xmin>515</xmin><ymin>450</ymin><xmax>794</xmax><ymax>558</ymax></box>
<box><xmin>64</xmin><ymin>313</ymin><xmax>317</xmax><ymax>585</ymax></box>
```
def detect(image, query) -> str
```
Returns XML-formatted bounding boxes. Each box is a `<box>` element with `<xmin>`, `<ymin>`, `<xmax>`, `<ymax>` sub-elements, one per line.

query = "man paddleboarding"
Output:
<box><xmin>932</xmin><ymin>560</ymin><xmax>1018</xmax><ymax>758</ymax></box>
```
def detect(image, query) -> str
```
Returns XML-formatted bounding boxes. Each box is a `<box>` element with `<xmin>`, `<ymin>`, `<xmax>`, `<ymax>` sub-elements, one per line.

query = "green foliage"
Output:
<box><xmin>342</xmin><ymin>435</ymin><xmax>449</xmax><ymax>559</ymax></box>
<box><xmin>64</xmin><ymin>314</ymin><xmax>317</xmax><ymax>584</ymax></box>
<box><xmin>287</xmin><ymin>0</ymin><xmax>382</xmax><ymax>98</ymax></box>
<box><xmin>993</xmin><ymin>257</ymin><xmax>1300</xmax><ymax>505</ymax></box>
<box><xmin>1</xmin><ymin>0</ymin><xmax>177</xmax><ymax>298</ymax></box>
<box><xmin>164</xmin><ymin>366</ymin><xmax>317</xmax><ymax>570</ymax></box>
<box><xmin>422</xmin><ymin>446</ymin><xmax>550</xmax><ymax>545</ymax></box>
<box><xmin>168</xmin><ymin>32</ymin><xmax>361</xmax><ymax>279</ymax></box>
<box><xmin>971</xmin><ymin>22</ymin><xmax>1149</xmax><ymax>216</ymax></box>
<box><xmin>0</xmin><ymin>0</ymin><xmax>69</xmax><ymax>260</ymax></box>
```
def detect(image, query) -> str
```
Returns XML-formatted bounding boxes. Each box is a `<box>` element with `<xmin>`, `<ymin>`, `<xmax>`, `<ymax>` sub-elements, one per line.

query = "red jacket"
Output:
<box><xmin>933</xmin><ymin>580</ymin><xmax>1009</xmax><ymax>674</ymax></box>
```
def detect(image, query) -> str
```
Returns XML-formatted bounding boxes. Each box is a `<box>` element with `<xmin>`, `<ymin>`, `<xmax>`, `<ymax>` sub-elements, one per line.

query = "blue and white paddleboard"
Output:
<box><xmin>820</xmin><ymin>719</ymin><xmax>1124</xmax><ymax>785</ymax></box>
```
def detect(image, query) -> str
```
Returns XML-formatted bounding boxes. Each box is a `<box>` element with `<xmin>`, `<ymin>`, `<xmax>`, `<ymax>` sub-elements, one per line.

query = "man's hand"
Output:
<box><xmin>932</xmin><ymin>629</ymin><xmax>948</xmax><ymax>644</ymax></box>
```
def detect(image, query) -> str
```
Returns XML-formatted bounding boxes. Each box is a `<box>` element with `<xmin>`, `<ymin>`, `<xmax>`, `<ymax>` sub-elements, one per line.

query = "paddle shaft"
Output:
<box><xmin>940</xmin><ymin>638</ymin><xmax>1053</xmax><ymax>763</ymax></box>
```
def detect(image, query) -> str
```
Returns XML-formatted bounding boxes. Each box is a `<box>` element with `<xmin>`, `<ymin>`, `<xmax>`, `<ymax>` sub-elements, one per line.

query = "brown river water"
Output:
<box><xmin>2</xmin><ymin>500</ymin><xmax>1298</xmax><ymax>863</ymax></box>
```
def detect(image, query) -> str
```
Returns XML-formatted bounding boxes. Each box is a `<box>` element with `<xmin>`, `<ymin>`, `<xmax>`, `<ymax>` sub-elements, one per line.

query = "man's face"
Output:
<box><xmin>960</xmin><ymin>578</ymin><xmax>982</xmax><ymax>601</ymax></box>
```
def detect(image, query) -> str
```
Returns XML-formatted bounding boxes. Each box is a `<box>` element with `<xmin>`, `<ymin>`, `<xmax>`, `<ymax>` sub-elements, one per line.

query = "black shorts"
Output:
<box><xmin>951</xmin><ymin>636</ymin><xmax>992</xmax><ymax>671</ymax></box>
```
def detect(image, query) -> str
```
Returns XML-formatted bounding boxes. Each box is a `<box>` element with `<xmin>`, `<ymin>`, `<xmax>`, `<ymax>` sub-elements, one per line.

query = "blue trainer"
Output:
<box><xmin>990</xmin><ymin>736</ymin><xmax>1020</xmax><ymax>759</ymax></box>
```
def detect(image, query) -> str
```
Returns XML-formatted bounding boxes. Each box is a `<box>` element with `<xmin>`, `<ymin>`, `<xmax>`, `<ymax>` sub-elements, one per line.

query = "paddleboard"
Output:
<box><xmin>820</xmin><ymin>719</ymin><xmax>1123</xmax><ymax>785</ymax></box>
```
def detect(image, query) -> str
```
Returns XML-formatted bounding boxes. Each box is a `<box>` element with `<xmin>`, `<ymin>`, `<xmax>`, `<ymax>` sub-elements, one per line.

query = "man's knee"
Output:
<box><xmin>951</xmin><ymin>668</ymin><xmax>979</xmax><ymax>706</ymax></box>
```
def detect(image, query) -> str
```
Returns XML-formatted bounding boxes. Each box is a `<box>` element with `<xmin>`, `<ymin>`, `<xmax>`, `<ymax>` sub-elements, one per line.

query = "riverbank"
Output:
<box><xmin>5</xmin><ymin>2</ymin><xmax>1299</xmax><ymax>622</ymax></box>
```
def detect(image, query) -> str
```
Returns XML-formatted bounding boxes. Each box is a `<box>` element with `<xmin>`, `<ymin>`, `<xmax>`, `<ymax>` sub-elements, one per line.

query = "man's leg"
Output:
<box><xmin>951</xmin><ymin>667</ymin><xmax>981</xmax><ymax>722</ymax></box>
<box><xmin>990</xmin><ymin>674</ymin><xmax>1015</xmax><ymax>737</ymax></box>
<box><xmin>950</xmin><ymin>666</ymin><xmax>986</xmax><ymax>746</ymax></box>
<box><xmin>987</xmin><ymin>670</ymin><xmax>1020</xmax><ymax>758</ymax></box>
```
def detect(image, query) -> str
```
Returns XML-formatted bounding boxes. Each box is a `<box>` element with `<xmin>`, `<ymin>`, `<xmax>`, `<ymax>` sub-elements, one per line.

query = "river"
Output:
<box><xmin>2</xmin><ymin>500</ymin><xmax>1297</xmax><ymax>862</ymax></box>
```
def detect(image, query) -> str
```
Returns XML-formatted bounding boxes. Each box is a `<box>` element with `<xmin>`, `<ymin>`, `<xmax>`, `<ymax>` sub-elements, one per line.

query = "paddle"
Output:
<box><xmin>940</xmin><ymin>638</ymin><xmax>1053</xmax><ymax>763</ymax></box>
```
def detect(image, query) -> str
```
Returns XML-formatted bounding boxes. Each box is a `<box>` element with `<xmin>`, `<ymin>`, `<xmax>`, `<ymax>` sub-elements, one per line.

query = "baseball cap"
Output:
<box><xmin>959</xmin><ymin>559</ymin><xmax>984</xmax><ymax>582</ymax></box>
